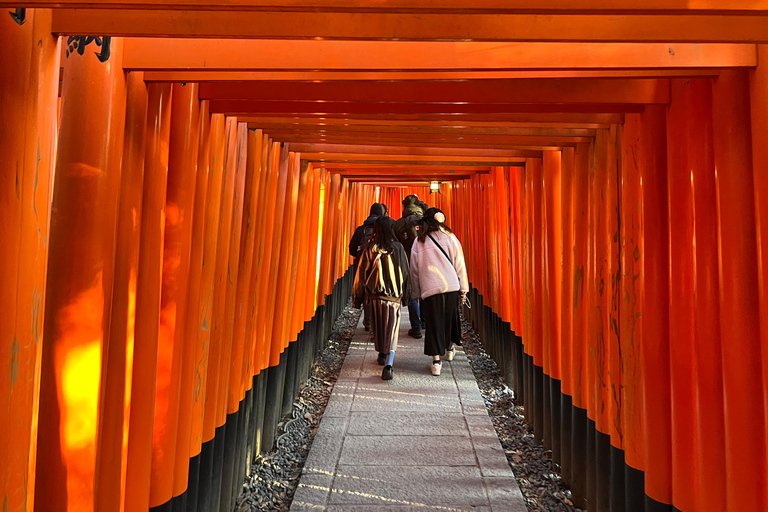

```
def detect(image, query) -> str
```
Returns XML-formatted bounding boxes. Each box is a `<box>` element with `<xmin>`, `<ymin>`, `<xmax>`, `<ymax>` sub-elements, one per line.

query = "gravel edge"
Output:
<box><xmin>236</xmin><ymin>303</ymin><xmax>361</xmax><ymax>512</ymax></box>
<box><xmin>460</xmin><ymin>316</ymin><xmax>583</xmax><ymax>512</ymax></box>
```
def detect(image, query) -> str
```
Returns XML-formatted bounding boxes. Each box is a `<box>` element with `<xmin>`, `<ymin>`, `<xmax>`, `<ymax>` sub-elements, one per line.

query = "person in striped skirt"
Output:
<box><xmin>352</xmin><ymin>216</ymin><xmax>411</xmax><ymax>380</ymax></box>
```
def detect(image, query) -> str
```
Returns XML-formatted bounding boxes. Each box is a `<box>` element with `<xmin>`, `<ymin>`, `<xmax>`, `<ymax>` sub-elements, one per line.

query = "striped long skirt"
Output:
<box><xmin>369</xmin><ymin>297</ymin><xmax>402</xmax><ymax>354</ymax></box>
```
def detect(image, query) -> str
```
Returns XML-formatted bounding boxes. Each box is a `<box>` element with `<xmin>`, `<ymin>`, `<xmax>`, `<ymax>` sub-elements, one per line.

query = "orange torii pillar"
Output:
<box><xmin>175</xmin><ymin>100</ymin><xmax>212</xmax><ymax>510</ymax></box>
<box><xmin>0</xmin><ymin>9</ymin><xmax>59</xmax><ymax>512</ymax></box>
<box><xmin>125</xmin><ymin>82</ymin><xmax>172</xmax><ymax>512</ymax></box>
<box><xmin>149</xmin><ymin>82</ymin><xmax>201</xmax><ymax>511</ymax></box>
<box><xmin>188</xmin><ymin>114</ymin><xmax>227</xmax><ymax>510</ymax></box>
<box><xmin>36</xmin><ymin>36</ymin><xmax>127</xmax><ymax>512</ymax></box>
<box><xmin>712</xmin><ymin>70</ymin><xmax>766</xmax><ymax>512</ymax></box>
<box><xmin>96</xmin><ymin>71</ymin><xmax>149</xmax><ymax>512</ymax></box>
<box><xmin>751</xmin><ymin>45</ymin><xmax>768</xmax><ymax>510</ymax></box>
<box><xmin>200</xmin><ymin>117</ymin><xmax>239</xmax><ymax>510</ymax></box>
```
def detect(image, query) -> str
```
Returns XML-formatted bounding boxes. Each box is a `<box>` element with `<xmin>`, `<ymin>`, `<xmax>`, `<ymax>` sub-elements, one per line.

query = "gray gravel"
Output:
<box><xmin>459</xmin><ymin>314</ymin><xmax>583</xmax><ymax>512</ymax></box>
<box><xmin>235</xmin><ymin>302</ymin><xmax>361</xmax><ymax>512</ymax></box>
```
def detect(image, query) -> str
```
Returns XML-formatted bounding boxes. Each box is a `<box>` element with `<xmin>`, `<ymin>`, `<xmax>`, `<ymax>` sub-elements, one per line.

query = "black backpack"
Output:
<box><xmin>357</xmin><ymin>224</ymin><xmax>374</xmax><ymax>257</ymax></box>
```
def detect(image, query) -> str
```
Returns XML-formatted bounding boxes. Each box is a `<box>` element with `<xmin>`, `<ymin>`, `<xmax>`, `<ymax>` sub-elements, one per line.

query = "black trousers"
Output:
<box><xmin>421</xmin><ymin>291</ymin><xmax>460</xmax><ymax>356</ymax></box>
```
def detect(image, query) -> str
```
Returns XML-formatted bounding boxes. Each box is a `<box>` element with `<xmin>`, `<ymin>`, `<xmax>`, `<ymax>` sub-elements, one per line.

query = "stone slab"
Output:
<box><xmin>303</xmin><ymin>417</ymin><xmax>349</xmax><ymax>473</ymax></box>
<box><xmin>484</xmin><ymin>477</ymin><xmax>527</xmax><ymax>512</ymax></box>
<box><xmin>465</xmin><ymin>415</ymin><xmax>515</xmax><ymax>478</ymax></box>
<box><xmin>338</xmin><ymin>435</ymin><xmax>476</xmax><ymax>466</ymax></box>
<box><xmin>292</xmin><ymin>472</ymin><xmax>335</xmax><ymax>511</ymax></box>
<box><xmin>328</xmin><ymin>466</ymin><xmax>489</xmax><ymax>507</ymax></box>
<box><xmin>350</xmin><ymin>389</ymin><xmax>464</xmax><ymax>413</ymax></box>
<box><xmin>347</xmin><ymin>412</ymin><xmax>469</xmax><ymax>437</ymax></box>
<box><xmin>323</xmin><ymin>383</ymin><xmax>356</xmax><ymax>417</ymax></box>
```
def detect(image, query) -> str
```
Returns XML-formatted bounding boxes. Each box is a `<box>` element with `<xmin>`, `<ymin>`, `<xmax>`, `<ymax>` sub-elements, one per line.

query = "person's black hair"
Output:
<box><xmin>372</xmin><ymin>216</ymin><xmax>397</xmax><ymax>251</ymax></box>
<box><xmin>417</xmin><ymin>207</ymin><xmax>453</xmax><ymax>243</ymax></box>
<box><xmin>369</xmin><ymin>202</ymin><xmax>386</xmax><ymax>217</ymax></box>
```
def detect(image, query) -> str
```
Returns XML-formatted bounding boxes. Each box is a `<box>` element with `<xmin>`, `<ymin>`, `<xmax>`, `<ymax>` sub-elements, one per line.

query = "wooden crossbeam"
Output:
<box><xmin>144</xmin><ymin>69</ymin><xmax>726</xmax><ymax>81</ymax></box>
<box><xmin>199</xmin><ymin>79</ymin><xmax>668</xmax><ymax>104</ymax></box>
<box><xmin>210</xmin><ymin>100</ymin><xmax>644</xmax><ymax>114</ymax></box>
<box><xmin>5</xmin><ymin>1</ymin><xmax>768</xmax><ymax>11</ymax></box>
<box><xmin>290</xmin><ymin>144</ymin><xmax>538</xmax><ymax>158</ymax></box>
<box><xmin>124</xmin><ymin>40</ymin><xmax>757</xmax><ymax>71</ymax></box>
<box><xmin>247</xmin><ymin>123</ymin><xmax>596</xmax><ymax>137</ymax></box>
<box><xmin>242</xmin><ymin>113</ymin><xmax>624</xmax><ymax>125</ymax></box>
<box><xmin>265</xmin><ymin>131</ymin><xmax>588</xmax><ymax>146</ymax></box>
<box><xmin>244</xmin><ymin>117</ymin><xmax>609</xmax><ymax>129</ymax></box>
<box><xmin>52</xmin><ymin>10</ymin><xmax>768</xmax><ymax>42</ymax></box>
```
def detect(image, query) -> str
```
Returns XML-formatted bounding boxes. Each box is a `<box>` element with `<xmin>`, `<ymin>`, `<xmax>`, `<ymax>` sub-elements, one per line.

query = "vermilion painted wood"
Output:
<box><xmin>586</xmin><ymin>130</ymin><xmax>606</xmax><ymax>429</ymax></box>
<box><xmin>292</xmin><ymin>166</ymin><xmax>314</xmax><ymax>340</ymax></box>
<box><xmin>199</xmin><ymin>79</ymin><xmax>668</xmax><ymax>105</ymax></box>
<box><xmin>270</xmin><ymin>152</ymin><xmax>301</xmax><ymax>364</ymax></box>
<box><xmin>190</xmin><ymin>114</ymin><xmax>225</xmax><ymax>452</ymax></box>
<box><xmin>682</xmin><ymin>79</ymin><xmax>726</xmax><ymax>512</ymax></box>
<box><xmin>126</xmin><ymin>81</ymin><xmax>170</xmax><ymax>512</ymax></box>
<box><xmin>638</xmin><ymin>105</ymin><xmax>673</xmax><ymax>507</ymax></box>
<box><xmin>51</xmin><ymin>9</ymin><xmax>768</xmax><ymax>42</ymax></box>
<box><xmin>260</xmin><ymin>143</ymin><xmax>291</xmax><ymax>368</ymax></box>
<box><xmin>666</xmin><ymin>79</ymin><xmax>702</xmax><ymax>512</ymax></box>
<box><xmin>202</xmin><ymin>117</ymin><xmax>237</xmax><ymax>442</ymax></box>
<box><xmin>147</xmin><ymin>69</ymin><xmax>727</xmax><ymax>82</ymax></box>
<box><xmin>318</xmin><ymin>173</ymin><xmax>340</xmax><ymax>303</ymax></box>
<box><xmin>751</xmin><ymin>45</ymin><xmax>768</xmax><ymax>510</ymax></box>
<box><xmin>249</xmin><ymin>132</ymin><xmax>273</xmax><ymax>375</ymax></box>
<box><xmin>175</xmin><ymin>99</ymin><xmax>211</xmax><ymax>494</ymax></box>
<box><xmin>542</xmin><ymin>151</ymin><xmax>562</xmax><ymax>381</ymax></box>
<box><xmin>210</xmin><ymin>100</ymin><xmax>645</xmax><ymax>116</ymax></box>
<box><xmin>606</xmin><ymin>126</ymin><xmax>621</xmax><ymax>447</ymax></box>
<box><xmin>214</xmin><ymin>122</ymin><xmax>248</xmax><ymax>426</ymax></box>
<box><xmin>619</xmin><ymin>115</ymin><xmax>646</xmax><ymax>475</ymax></box>
<box><xmin>5</xmin><ymin>0</ymin><xmax>768</xmax><ymax>11</ymax></box>
<box><xmin>97</xmin><ymin>71</ymin><xmax>148</xmax><ymax>512</ymax></box>
<box><xmin>238</xmin><ymin>129</ymin><xmax>265</xmax><ymax>392</ymax></box>
<box><xmin>712</xmin><ymin>69</ymin><xmax>766</xmax><ymax>512</ymax></box>
<box><xmin>123</xmin><ymin>40</ymin><xmax>757</xmax><ymax>72</ymax></box>
<box><xmin>559</xmin><ymin>147</ymin><xmax>574</xmax><ymax>398</ymax></box>
<box><xmin>226</xmin><ymin>125</ymin><xmax>260</xmax><ymax>412</ymax></box>
<box><xmin>243</xmin><ymin>117</ymin><xmax>611</xmax><ymax>130</ymax></box>
<box><xmin>510</xmin><ymin>169</ymin><xmax>525</xmax><ymax>338</ymax></box>
<box><xmin>570</xmin><ymin>144</ymin><xmax>590</xmax><ymax>410</ymax></box>
<box><xmin>0</xmin><ymin>9</ymin><xmax>59</xmax><ymax>512</ymax></box>
<box><xmin>494</xmin><ymin>167</ymin><xmax>514</xmax><ymax>324</ymax></box>
<box><xmin>149</xmin><ymin>82</ymin><xmax>201</xmax><ymax>508</ymax></box>
<box><xmin>529</xmin><ymin>159</ymin><xmax>544</xmax><ymax>368</ymax></box>
<box><xmin>483</xmin><ymin>173</ymin><xmax>500</xmax><ymax>312</ymax></box>
<box><xmin>36</xmin><ymin>36</ymin><xmax>127</xmax><ymax>512</ymax></box>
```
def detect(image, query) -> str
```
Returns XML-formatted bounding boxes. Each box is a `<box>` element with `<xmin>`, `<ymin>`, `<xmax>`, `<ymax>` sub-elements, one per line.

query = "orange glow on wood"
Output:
<box><xmin>0</xmin><ymin>9</ymin><xmax>59</xmax><ymax>512</ymax></box>
<box><xmin>54</xmin><ymin>10</ymin><xmax>768</xmax><ymax>42</ymax></box>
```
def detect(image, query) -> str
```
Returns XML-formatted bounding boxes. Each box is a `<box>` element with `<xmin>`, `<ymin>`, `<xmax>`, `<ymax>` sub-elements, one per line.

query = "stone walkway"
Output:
<box><xmin>290</xmin><ymin>308</ymin><xmax>527</xmax><ymax>511</ymax></box>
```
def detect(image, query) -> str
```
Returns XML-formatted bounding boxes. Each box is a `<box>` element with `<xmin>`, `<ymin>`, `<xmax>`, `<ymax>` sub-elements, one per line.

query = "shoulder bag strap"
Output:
<box><xmin>427</xmin><ymin>232</ymin><xmax>453</xmax><ymax>265</ymax></box>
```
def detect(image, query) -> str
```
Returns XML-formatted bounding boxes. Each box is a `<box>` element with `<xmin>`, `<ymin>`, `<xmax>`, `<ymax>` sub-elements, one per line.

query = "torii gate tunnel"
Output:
<box><xmin>1</xmin><ymin>3</ymin><xmax>768</xmax><ymax>512</ymax></box>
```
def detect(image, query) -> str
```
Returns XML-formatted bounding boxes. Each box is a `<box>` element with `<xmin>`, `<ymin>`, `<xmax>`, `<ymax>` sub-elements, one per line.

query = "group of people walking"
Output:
<box><xmin>350</xmin><ymin>195</ymin><xmax>469</xmax><ymax>381</ymax></box>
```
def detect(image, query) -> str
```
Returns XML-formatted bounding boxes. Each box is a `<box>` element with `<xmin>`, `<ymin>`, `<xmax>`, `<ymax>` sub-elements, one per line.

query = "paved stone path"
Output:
<box><xmin>291</xmin><ymin>308</ymin><xmax>527</xmax><ymax>512</ymax></box>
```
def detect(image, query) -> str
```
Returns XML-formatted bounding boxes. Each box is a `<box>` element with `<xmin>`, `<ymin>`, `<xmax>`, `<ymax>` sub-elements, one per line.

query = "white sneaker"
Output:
<box><xmin>446</xmin><ymin>344</ymin><xmax>456</xmax><ymax>361</ymax></box>
<box><xmin>430</xmin><ymin>361</ymin><xmax>442</xmax><ymax>376</ymax></box>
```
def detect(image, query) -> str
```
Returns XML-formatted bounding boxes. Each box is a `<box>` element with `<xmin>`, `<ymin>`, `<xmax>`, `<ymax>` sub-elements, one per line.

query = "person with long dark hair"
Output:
<box><xmin>409</xmin><ymin>208</ymin><xmax>469</xmax><ymax>376</ymax></box>
<box><xmin>352</xmin><ymin>216</ymin><xmax>411</xmax><ymax>380</ymax></box>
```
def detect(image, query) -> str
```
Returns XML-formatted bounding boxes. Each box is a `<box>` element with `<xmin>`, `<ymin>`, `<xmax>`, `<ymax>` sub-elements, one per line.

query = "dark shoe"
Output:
<box><xmin>381</xmin><ymin>365</ymin><xmax>393</xmax><ymax>380</ymax></box>
<box><xmin>364</xmin><ymin>325</ymin><xmax>370</xmax><ymax>332</ymax></box>
<box><xmin>377</xmin><ymin>353</ymin><xmax>386</xmax><ymax>366</ymax></box>
<box><xmin>408</xmin><ymin>328</ymin><xmax>422</xmax><ymax>339</ymax></box>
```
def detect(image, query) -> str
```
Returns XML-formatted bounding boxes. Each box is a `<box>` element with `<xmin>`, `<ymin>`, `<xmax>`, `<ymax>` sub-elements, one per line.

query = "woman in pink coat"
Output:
<box><xmin>409</xmin><ymin>208</ymin><xmax>469</xmax><ymax>376</ymax></box>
